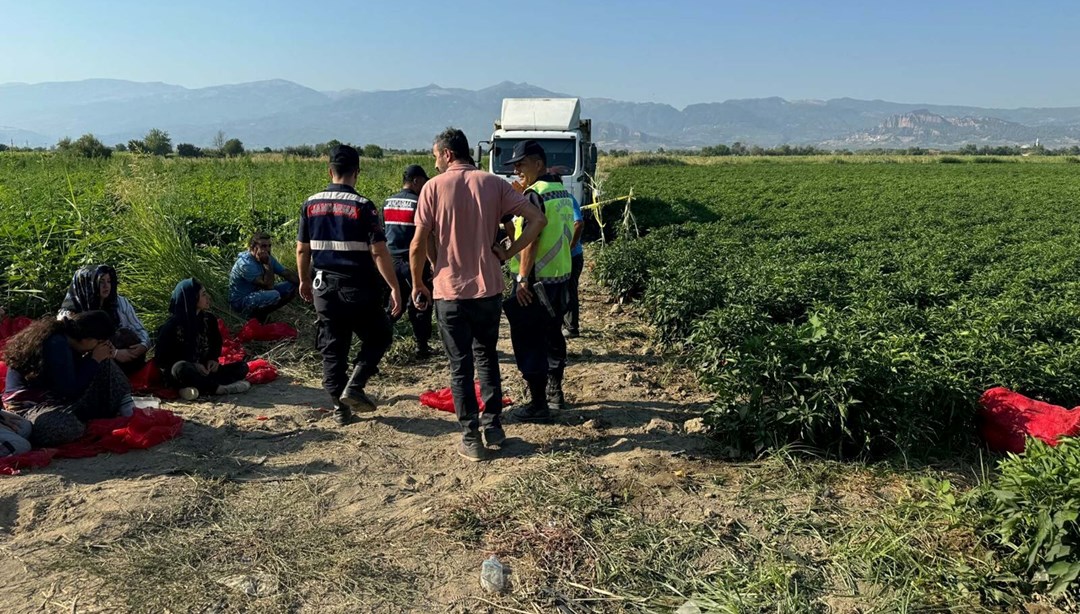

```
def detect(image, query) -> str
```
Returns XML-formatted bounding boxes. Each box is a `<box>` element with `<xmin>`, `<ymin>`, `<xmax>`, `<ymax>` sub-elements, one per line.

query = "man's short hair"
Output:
<box><xmin>403</xmin><ymin>164</ymin><xmax>429</xmax><ymax>183</ymax></box>
<box><xmin>329</xmin><ymin>144</ymin><xmax>360</xmax><ymax>178</ymax></box>
<box><xmin>248</xmin><ymin>231</ymin><xmax>272</xmax><ymax>249</ymax></box>
<box><xmin>433</xmin><ymin>128</ymin><xmax>473</xmax><ymax>164</ymax></box>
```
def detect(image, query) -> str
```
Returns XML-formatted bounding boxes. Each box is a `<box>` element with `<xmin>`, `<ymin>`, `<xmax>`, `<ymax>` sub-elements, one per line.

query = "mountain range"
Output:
<box><xmin>3</xmin><ymin>79</ymin><xmax>1080</xmax><ymax>150</ymax></box>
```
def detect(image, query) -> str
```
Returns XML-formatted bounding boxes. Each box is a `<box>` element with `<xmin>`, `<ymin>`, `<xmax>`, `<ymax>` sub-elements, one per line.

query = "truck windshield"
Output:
<box><xmin>492</xmin><ymin>138</ymin><xmax>577</xmax><ymax>175</ymax></box>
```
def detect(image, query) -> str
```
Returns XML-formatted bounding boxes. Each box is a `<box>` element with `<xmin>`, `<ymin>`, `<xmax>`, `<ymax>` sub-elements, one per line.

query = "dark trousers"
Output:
<box><xmin>168</xmin><ymin>361</ymin><xmax>249</xmax><ymax>395</ymax></box>
<box><xmin>564</xmin><ymin>252</ymin><xmax>584</xmax><ymax>333</ymax></box>
<box><xmin>314</xmin><ymin>272</ymin><xmax>392</xmax><ymax>403</ymax></box>
<box><xmin>434</xmin><ymin>296</ymin><xmax>503</xmax><ymax>436</ymax></box>
<box><xmin>504</xmin><ymin>281</ymin><xmax>569</xmax><ymax>381</ymax></box>
<box><xmin>390</xmin><ymin>256</ymin><xmax>433</xmax><ymax>347</ymax></box>
<box><xmin>20</xmin><ymin>360</ymin><xmax>133</xmax><ymax>448</ymax></box>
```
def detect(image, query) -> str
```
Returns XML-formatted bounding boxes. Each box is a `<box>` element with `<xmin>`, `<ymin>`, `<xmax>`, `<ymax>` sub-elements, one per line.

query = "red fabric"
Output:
<box><xmin>0</xmin><ymin>408</ymin><xmax>183</xmax><ymax>475</ymax></box>
<box><xmin>0</xmin><ymin>315</ymin><xmax>33</xmax><ymax>357</ymax></box>
<box><xmin>979</xmin><ymin>387</ymin><xmax>1080</xmax><ymax>453</ymax></box>
<box><xmin>0</xmin><ymin>449</ymin><xmax>56</xmax><ymax>475</ymax></box>
<box><xmin>127</xmin><ymin>359</ymin><xmax>178</xmax><ymax>399</ymax></box>
<box><xmin>236</xmin><ymin>319</ymin><xmax>298</xmax><ymax>343</ymax></box>
<box><xmin>420</xmin><ymin>382</ymin><xmax>512</xmax><ymax>413</ymax></box>
<box><xmin>245</xmin><ymin>358</ymin><xmax>278</xmax><ymax>384</ymax></box>
<box><xmin>0</xmin><ymin>361</ymin><xmax>6</xmax><ymax>395</ymax></box>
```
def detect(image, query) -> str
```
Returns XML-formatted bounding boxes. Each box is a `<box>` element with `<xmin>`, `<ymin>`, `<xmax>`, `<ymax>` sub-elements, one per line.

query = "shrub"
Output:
<box><xmin>984</xmin><ymin>438</ymin><xmax>1080</xmax><ymax>595</ymax></box>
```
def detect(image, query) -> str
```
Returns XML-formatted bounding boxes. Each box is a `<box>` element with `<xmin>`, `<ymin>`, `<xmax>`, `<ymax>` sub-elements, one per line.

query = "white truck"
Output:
<box><xmin>476</xmin><ymin>98</ymin><xmax>597</xmax><ymax>206</ymax></box>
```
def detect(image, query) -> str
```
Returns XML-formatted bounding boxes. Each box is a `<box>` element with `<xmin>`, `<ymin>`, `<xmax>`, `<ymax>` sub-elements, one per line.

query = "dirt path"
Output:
<box><xmin>0</xmin><ymin>270</ymin><xmax>719</xmax><ymax>613</ymax></box>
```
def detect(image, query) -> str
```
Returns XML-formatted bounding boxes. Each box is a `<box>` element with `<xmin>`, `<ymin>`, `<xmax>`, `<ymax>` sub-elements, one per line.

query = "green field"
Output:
<box><xmin>597</xmin><ymin>159</ymin><xmax>1080</xmax><ymax>455</ymax></box>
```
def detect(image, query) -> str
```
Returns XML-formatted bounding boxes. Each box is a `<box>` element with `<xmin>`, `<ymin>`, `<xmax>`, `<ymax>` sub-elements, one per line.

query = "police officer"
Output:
<box><xmin>296</xmin><ymin>144</ymin><xmax>403</xmax><ymax>426</ymax></box>
<box><xmin>502</xmin><ymin>140</ymin><xmax>575</xmax><ymax>423</ymax></box>
<box><xmin>383</xmin><ymin>164</ymin><xmax>434</xmax><ymax>359</ymax></box>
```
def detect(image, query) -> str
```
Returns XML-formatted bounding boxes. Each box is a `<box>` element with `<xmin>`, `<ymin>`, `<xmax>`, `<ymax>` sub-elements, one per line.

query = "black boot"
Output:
<box><xmin>547</xmin><ymin>370</ymin><xmax>568</xmax><ymax>410</ymax></box>
<box><xmin>331</xmin><ymin>402</ymin><xmax>353</xmax><ymax>426</ymax></box>
<box><xmin>339</xmin><ymin>365</ymin><xmax>377</xmax><ymax>415</ymax></box>
<box><xmin>509</xmin><ymin>377</ymin><xmax>553</xmax><ymax>424</ymax></box>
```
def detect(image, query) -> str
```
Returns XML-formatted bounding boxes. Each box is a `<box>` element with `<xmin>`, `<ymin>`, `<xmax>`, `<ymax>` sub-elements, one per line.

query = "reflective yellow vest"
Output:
<box><xmin>512</xmin><ymin>179</ymin><xmax>575</xmax><ymax>282</ymax></box>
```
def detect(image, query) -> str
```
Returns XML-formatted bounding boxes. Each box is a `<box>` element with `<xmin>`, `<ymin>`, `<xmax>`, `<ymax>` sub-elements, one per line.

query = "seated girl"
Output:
<box><xmin>156</xmin><ymin>279</ymin><xmax>250</xmax><ymax>401</ymax></box>
<box><xmin>2</xmin><ymin>310</ymin><xmax>135</xmax><ymax>447</ymax></box>
<box><xmin>59</xmin><ymin>265</ymin><xmax>150</xmax><ymax>375</ymax></box>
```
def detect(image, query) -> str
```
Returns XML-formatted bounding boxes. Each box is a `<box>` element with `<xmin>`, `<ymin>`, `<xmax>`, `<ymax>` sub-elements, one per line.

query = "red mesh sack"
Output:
<box><xmin>0</xmin><ymin>449</ymin><xmax>57</xmax><ymax>475</ymax></box>
<box><xmin>420</xmin><ymin>382</ymin><xmax>512</xmax><ymax>413</ymax></box>
<box><xmin>110</xmin><ymin>409</ymin><xmax>184</xmax><ymax>448</ymax></box>
<box><xmin>128</xmin><ymin>359</ymin><xmax>164</xmax><ymax>392</ymax></box>
<box><xmin>237</xmin><ymin>319</ymin><xmax>298</xmax><ymax>342</ymax></box>
<box><xmin>979</xmin><ymin>387</ymin><xmax>1080</xmax><ymax>453</ymax></box>
<box><xmin>246</xmin><ymin>358</ymin><xmax>278</xmax><ymax>385</ymax></box>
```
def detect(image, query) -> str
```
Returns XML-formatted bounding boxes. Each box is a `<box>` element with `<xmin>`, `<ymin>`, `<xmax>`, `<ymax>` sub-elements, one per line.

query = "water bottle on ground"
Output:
<box><xmin>479</xmin><ymin>555</ymin><xmax>506</xmax><ymax>593</ymax></box>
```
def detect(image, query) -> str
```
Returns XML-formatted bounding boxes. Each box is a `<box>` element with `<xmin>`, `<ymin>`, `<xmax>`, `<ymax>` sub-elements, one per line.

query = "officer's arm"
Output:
<box><xmin>296</xmin><ymin>242</ymin><xmax>313</xmax><ymax>302</ymax></box>
<box><xmin>505</xmin><ymin>194</ymin><xmax>547</xmax><ymax>278</ymax></box>
<box><xmin>372</xmin><ymin>241</ymin><xmax>402</xmax><ymax>316</ymax></box>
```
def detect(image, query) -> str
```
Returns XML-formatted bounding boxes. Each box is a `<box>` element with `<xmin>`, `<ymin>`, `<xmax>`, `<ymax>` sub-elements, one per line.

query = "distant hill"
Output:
<box><xmin>2</xmin><ymin>78</ymin><xmax>1080</xmax><ymax>150</ymax></box>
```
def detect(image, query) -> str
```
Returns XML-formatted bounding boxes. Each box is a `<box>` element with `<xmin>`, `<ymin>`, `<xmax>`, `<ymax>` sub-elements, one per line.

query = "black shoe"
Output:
<box><xmin>484</xmin><ymin>424</ymin><xmax>506</xmax><ymax>448</ymax></box>
<box><xmin>332</xmin><ymin>404</ymin><xmax>354</xmax><ymax>426</ymax></box>
<box><xmin>339</xmin><ymin>389</ymin><xmax>377</xmax><ymax>414</ymax></box>
<box><xmin>416</xmin><ymin>344</ymin><xmax>432</xmax><ymax>360</ymax></box>
<box><xmin>508</xmin><ymin>405</ymin><xmax>553</xmax><ymax>424</ymax></box>
<box><xmin>458</xmin><ymin>438</ymin><xmax>487</xmax><ymax>462</ymax></box>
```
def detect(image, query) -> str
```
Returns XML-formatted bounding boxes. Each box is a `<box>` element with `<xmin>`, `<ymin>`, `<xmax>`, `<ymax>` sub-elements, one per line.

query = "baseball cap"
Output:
<box><xmin>328</xmin><ymin>144</ymin><xmax>360</xmax><ymax>168</ymax></box>
<box><xmin>403</xmin><ymin>164</ymin><xmax>429</xmax><ymax>182</ymax></box>
<box><xmin>504</xmin><ymin>140</ymin><xmax>546</xmax><ymax>165</ymax></box>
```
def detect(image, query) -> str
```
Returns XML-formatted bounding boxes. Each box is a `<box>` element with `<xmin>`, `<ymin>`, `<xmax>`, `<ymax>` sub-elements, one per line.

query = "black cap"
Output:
<box><xmin>504</xmin><ymin>140</ymin><xmax>546</xmax><ymax>165</ymax></box>
<box><xmin>403</xmin><ymin>164</ymin><xmax>429</xmax><ymax>182</ymax></box>
<box><xmin>328</xmin><ymin>144</ymin><xmax>360</xmax><ymax>168</ymax></box>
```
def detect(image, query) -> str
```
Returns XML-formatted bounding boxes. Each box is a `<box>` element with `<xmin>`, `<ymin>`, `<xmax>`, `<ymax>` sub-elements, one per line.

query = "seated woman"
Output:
<box><xmin>2</xmin><ymin>310</ymin><xmax>135</xmax><ymax>448</ymax></box>
<box><xmin>157</xmin><ymin>279</ymin><xmax>250</xmax><ymax>401</ymax></box>
<box><xmin>59</xmin><ymin>265</ymin><xmax>150</xmax><ymax>375</ymax></box>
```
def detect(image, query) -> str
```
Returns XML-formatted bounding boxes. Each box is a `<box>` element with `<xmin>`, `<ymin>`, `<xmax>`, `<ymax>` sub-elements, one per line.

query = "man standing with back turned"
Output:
<box><xmin>297</xmin><ymin>144</ymin><xmax>403</xmax><ymax>426</ymax></box>
<box><xmin>383</xmin><ymin>164</ymin><xmax>434</xmax><ymax>359</ymax></box>
<box><xmin>410</xmin><ymin>128</ymin><xmax>547</xmax><ymax>462</ymax></box>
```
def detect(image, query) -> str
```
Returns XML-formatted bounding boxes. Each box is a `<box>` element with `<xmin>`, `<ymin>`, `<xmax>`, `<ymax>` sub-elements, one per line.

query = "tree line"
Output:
<box><xmin>0</xmin><ymin>130</ymin><xmax>398</xmax><ymax>160</ymax></box>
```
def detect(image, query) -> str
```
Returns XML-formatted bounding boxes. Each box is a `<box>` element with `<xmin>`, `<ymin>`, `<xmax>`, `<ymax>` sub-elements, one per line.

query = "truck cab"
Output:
<box><xmin>477</xmin><ymin>98</ymin><xmax>597</xmax><ymax>206</ymax></box>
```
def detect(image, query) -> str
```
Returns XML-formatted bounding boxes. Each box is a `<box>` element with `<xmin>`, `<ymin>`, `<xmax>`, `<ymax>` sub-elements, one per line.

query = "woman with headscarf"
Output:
<box><xmin>156</xmin><ymin>279</ymin><xmax>250</xmax><ymax>401</ymax></box>
<box><xmin>58</xmin><ymin>265</ymin><xmax>150</xmax><ymax>374</ymax></box>
<box><xmin>2</xmin><ymin>310</ymin><xmax>135</xmax><ymax>447</ymax></box>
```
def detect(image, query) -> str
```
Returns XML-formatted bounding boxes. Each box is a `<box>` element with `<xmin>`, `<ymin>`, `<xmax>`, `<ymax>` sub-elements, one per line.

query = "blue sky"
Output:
<box><xmin>2</xmin><ymin>0</ymin><xmax>1078</xmax><ymax>108</ymax></box>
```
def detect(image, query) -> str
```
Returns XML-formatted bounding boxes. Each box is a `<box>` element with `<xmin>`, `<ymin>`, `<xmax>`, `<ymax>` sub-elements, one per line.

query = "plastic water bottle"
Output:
<box><xmin>479</xmin><ymin>556</ymin><xmax>506</xmax><ymax>593</ymax></box>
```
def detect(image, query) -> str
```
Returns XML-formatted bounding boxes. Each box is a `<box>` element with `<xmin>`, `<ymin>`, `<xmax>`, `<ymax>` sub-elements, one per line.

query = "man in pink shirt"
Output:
<box><xmin>410</xmin><ymin>128</ymin><xmax>547</xmax><ymax>462</ymax></box>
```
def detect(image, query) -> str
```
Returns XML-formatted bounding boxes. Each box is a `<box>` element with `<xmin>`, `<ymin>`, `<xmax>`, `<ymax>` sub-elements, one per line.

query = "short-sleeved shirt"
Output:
<box><xmin>383</xmin><ymin>188</ymin><xmax>421</xmax><ymax>258</ymax></box>
<box><xmin>297</xmin><ymin>183</ymin><xmax>386</xmax><ymax>286</ymax></box>
<box><xmin>570</xmin><ymin>195</ymin><xmax>584</xmax><ymax>257</ymax></box>
<box><xmin>229</xmin><ymin>251</ymin><xmax>286</xmax><ymax>305</ymax></box>
<box><xmin>415</xmin><ymin>162</ymin><xmax>531</xmax><ymax>300</ymax></box>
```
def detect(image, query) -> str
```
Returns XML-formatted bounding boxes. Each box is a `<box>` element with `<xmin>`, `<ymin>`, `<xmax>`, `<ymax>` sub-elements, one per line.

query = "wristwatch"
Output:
<box><xmin>515</xmin><ymin>274</ymin><xmax>529</xmax><ymax>285</ymax></box>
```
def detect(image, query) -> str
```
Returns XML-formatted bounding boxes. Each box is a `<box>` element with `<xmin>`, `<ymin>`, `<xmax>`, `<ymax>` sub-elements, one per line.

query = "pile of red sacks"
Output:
<box><xmin>420</xmin><ymin>382</ymin><xmax>512</xmax><ymax>413</ymax></box>
<box><xmin>980</xmin><ymin>387</ymin><xmax>1080</xmax><ymax>453</ymax></box>
<box><xmin>0</xmin><ymin>406</ymin><xmax>184</xmax><ymax>475</ymax></box>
